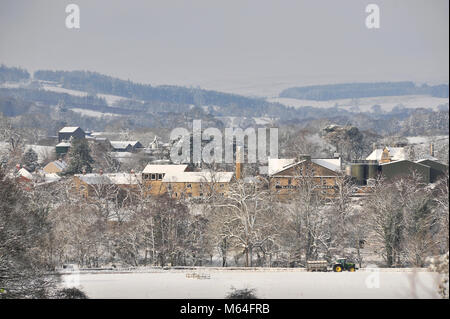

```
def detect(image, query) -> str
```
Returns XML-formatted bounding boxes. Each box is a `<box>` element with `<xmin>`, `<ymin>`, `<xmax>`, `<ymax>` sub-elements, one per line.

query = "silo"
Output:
<box><xmin>367</xmin><ymin>163</ymin><xmax>379</xmax><ymax>179</ymax></box>
<box><xmin>351</xmin><ymin>164</ymin><xmax>366</xmax><ymax>185</ymax></box>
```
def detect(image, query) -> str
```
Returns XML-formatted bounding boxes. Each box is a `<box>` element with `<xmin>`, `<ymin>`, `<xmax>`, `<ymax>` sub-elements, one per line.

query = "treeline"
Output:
<box><xmin>3</xmin><ymin>172</ymin><xmax>447</xmax><ymax>272</ymax></box>
<box><xmin>280</xmin><ymin>82</ymin><xmax>450</xmax><ymax>100</ymax></box>
<box><xmin>0</xmin><ymin>87</ymin><xmax>107</xmax><ymax>108</ymax></box>
<box><xmin>33</xmin><ymin>69</ymin><xmax>271</xmax><ymax>109</ymax></box>
<box><xmin>0</xmin><ymin>65</ymin><xmax>30</xmax><ymax>83</ymax></box>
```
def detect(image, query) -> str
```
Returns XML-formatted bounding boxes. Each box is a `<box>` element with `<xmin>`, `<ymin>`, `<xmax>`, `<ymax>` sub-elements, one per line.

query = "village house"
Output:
<box><xmin>42</xmin><ymin>160</ymin><xmax>67</xmax><ymax>174</ymax></box>
<box><xmin>268</xmin><ymin>155</ymin><xmax>342</xmax><ymax>199</ymax></box>
<box><xmin>366</xmin><ymin>146</ymin><xmax>407</xmax><ymax>163</ymax></box>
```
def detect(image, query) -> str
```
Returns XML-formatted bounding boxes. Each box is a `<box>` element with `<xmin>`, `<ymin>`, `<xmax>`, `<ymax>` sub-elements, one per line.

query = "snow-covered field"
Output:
<box><xmin>269</xmin><ymin>95</ymin><xmax>449</xmax><ymax>112</ymax></box>
<box><xmin>71</xmin><ymin>108</ymin><xmax>121</xmax><ymax>118</ymax></box>
<box><xmin>68</xmin><ymin>269</ymin><xmax>441</xmax><ymax>299</ymax></box>
<box><xmin>41</xmin><ymin>84</ymin><xmax>130</xmax><ymax>107</ymax></box>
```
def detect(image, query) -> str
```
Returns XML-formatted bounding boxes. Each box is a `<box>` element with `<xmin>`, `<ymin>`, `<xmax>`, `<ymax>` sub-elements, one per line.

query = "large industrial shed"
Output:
<box><xmin>380</xmin><ymin>160</ymin><xmax>430</xmax><ymax>183</ymax></box>
<box><xmin>415</xmin><ymin>159</ymin><xmax>448</xmax><ymax>182</ymax></box>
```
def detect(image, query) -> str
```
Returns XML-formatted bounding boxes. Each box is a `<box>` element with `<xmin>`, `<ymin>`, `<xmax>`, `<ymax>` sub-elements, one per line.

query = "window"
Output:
<box><xmin>288</xmin><ymin>178</ymin><xmax>292</xmax><ymax>185</ymax></box>
<box><xmin>158</xmin><ymin>174</ymin><xmax>163</xmax><ymax>180</ymax></box>
<box><xmin>151</xmin><ymin>174</ymin><xmax>156</xmax><ymax>180</ymax></box>
<box><xmin>187</xmin><ymin>183</ymin><xmax>192</xmax><ymax>188</ymax></box>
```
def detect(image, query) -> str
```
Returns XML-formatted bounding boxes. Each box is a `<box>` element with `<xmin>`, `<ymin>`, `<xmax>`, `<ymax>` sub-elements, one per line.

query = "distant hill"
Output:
<box><xmin>279</xmin><ymin>82</ymin><xmax>449</xmax><ymax>100</ymax></box>
<box><xmin>0</xmin><ymin>65</ymin><xmax>448</xmax><ymax>138</ymax></box>
<box><xmin>33</xmin><ymin>70</ymin><xmax>270</xmax><ymax>109</ymax></box>
<box><xmin>0</xmin><ymin>64</ymin><xmax>30</xmax><ymax>83</ymax></box>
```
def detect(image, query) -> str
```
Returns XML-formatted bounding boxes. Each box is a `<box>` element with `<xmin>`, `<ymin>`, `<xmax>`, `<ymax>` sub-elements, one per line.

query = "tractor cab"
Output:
<box><xmin>336</xmin><ymin>258</ymin><xmax>347</xmax><ymax>265</ymax></box>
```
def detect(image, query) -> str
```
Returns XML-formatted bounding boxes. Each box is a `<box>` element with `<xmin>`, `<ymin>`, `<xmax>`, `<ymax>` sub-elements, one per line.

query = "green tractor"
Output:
<box><xmin>332</xmin><ymin>258</ymin><xmax>357</xmax><ymax>272</ymax></box>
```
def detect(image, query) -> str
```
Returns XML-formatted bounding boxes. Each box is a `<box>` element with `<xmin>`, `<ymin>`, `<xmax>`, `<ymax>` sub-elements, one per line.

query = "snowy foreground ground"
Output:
<box><xmin>64</xmin><ymin>269</ymin><xmax>442</xmax><ymax>299</ymax></box>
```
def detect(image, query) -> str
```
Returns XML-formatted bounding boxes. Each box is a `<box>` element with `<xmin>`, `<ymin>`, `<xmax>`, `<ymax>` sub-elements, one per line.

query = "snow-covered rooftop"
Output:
<box><xmin>268</xmin><ymin>157</ymin><xmax>341</xmax><ymax>175</ymax></box>
<box><xmin>142</xmin><ymin>164</ymin><xmax>188</xmax><ymax>174</ymax></box>
<box><xmin>311</xmin><ymin>158</ymin><xmax>341</xmax><ymax>172</ymax></box>
<box><xmin>110</xmin><ymin>141</ymin><xmax>132</xmax><ymax>149</ymax></box>
<box><xmin>43</xmin><ymin>173</ymin><xmax>61</xmax><ymax>182</ymax></box>
<box><xmin>366</xmin><ymin>147</ymin><xmax>406</xmax><ymax>161</ymax></box>
<box><xmin>56</xmin><ymin>142</ymin><xmax>71</xmax><ymax>147</ymax></box>
<box><xmin>75</xmin><ymin>173</ymin><xmax>142</xmax><ymax>185</ymax></box>
<box><xmin>59</xmin><ymin>126</ymin><xmax>80</xmax><ymax>133</ymax></box>
<box><xmin>415</xmin><ymin>156</ymin><xmax>440</xmax><ymax>162</ymax></box>
<box><xmin>51</xmin><ymin>160</ymin><xmax>67</xmax><ymax>171</ymax></box>
<box><xmin>17</xmin><ymin>168</ymin><xmax>33</xmax><ymax>180</ymax></box>
<box><xmin>75</xmin><ymin>174</ymin><xmax>112</xmax><ymax>185</ymax></box>
<box><xmin>163</xmin><ymin>171</ymin><xmax>233</xmax><ymax>183</ymax></box>
<box><xmin>268</xmin><ymin>158</ymin><xmax>296</xmax><ymax>175</ymax></box>
<box><xmin>110</xmin><ymin>141</ymin><xmax>141</xmax><ymax>149</ymax></box>
<box><xmin>379</xmin><ymin>159</ymin><xmax>430</xmax><ymax>168</ymax></box>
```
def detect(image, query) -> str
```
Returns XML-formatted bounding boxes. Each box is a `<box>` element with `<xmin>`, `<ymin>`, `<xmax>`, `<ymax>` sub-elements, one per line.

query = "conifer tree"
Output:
<box><xmin>21</xmin><ymin>148</ymin><xmax>38</xmax><ymax>172</ymax></box>
<box><xmin>65</xmin><ymin>138</ymin><xmax>94</xmax><ymax>174</ymax></box>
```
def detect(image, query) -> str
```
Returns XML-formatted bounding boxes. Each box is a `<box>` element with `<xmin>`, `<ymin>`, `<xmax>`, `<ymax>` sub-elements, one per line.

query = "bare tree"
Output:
<box><xmin>213</xmin><ymin>179</ymin><xmax>279</xmax><ymax>267</ymax></box>
<box><xmin>364</xmin><ymin>173</ymin><xmax>438</xmax><ymax>267</ymax></box>
<box><xmin>433</xmin><ymin>173</ymin><xmax>449</xmax><ymax>253</ymax></box>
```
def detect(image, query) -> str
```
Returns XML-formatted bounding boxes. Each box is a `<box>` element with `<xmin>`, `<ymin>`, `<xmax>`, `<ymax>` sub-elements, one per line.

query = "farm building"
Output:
<box><xmin>110</xmin><ymin>141</ymin><xmax>143</xmax><ymax>152</ymax></box>
<box><xmin>58</xmin><ymin>126</ymin><xmax>85</xmax><ymax>142</ymax></box>
<box><xmin>380</xmin><ymin>160</ymin><xmax>430</xmax><ymax>183</ymax></box>
<box><xmin>415</xmin><ymin>159</ymin><xmax>448</xmax><ymax>182</ymax></box>
<box><xmin>55</xmin><ymin>142</ymin><xmax>70</xmax><ymax>156</ymax></box>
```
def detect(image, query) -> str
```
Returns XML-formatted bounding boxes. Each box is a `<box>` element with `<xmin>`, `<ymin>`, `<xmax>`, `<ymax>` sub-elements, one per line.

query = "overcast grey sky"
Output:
<box><xmin>0</xmin><ymin>0</ymin><xmax>448</xmax><ymax>96</ymax></box>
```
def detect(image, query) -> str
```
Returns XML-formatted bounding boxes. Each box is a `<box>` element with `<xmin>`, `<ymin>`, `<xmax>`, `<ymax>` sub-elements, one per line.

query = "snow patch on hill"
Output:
<box><xmin>269</xmin><ymin>95</ymin><xmax>449</xmax><ymax>112</ymax></box>
<box><xmin>71</xmin><ymin>108</ymin><xmax>122</xmax><ymax>118</ymax></box>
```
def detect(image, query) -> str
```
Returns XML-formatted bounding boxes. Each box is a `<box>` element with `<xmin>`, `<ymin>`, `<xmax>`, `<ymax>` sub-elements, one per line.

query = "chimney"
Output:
<box><xmin>16</xmin><ymin>163</ymin><xmax>21</xmax><ymax>170</ymax></box>
<box><xmin>130</xmin><ymin>169</ymin><xmax>135</xmax><ymax>175</ymax></box>
<box><xmin>430</xmin><ymin>143</ymin><xmax>434</xmax><ymax>157</ymax></box>
<box><xmin>235</xmin><ymin>146</ymin><xmax>242</xmax><ymax>180</ymax></box>
<box><xmin>99</xmin><ymin>169</ymin><xmax>103</xmax><ymax>175</ymax></box>
<box><xmin>82</xmin><ymin>168</ymin><xmax>86</xmax><ymax>175</ymax></box>
<box><xmin>297</xmin><ymin>154</ymin><xmax>311</xmax><ymax>161</ymax></box>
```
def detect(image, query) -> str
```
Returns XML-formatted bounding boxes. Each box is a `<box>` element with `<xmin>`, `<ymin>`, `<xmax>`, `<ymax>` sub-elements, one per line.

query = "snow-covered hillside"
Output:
<box><xmin>40</xmin><ymin>83</ymin><xmax>131</xmax><ymax>107</ymax></box>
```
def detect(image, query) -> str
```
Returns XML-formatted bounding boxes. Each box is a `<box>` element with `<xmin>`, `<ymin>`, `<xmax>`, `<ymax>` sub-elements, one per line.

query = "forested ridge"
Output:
<box><xmin>280</xmin><ymin>82</ymin><xmax>449</xmax><ymax>100</ymax></box>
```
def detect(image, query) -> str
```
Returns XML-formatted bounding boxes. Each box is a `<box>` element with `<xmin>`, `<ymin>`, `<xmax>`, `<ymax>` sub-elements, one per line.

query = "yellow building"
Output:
<box><xmin>268</xmin><ymin>156</ymin><xmax>341</xmax><ymax>198</ymax></box>
<box><xmin>141</xmin><ymin>164</ymin><xmax>189</xmax><ymax>196</ymax></box>
<box><xmin>141</xmin><ymin>164</ymin><xmax>234</xmax><ymax>199</ymax></box>
<box><xmin>162</xmin><ymin>171</ymin><xmax>234</xmax><ymax>199</ymax></box>
<box><xmin>43</xmin><ymin>160</ymin><xmax>67</xmax><ymax>174</ymax></box>
<box><xmin>73</xmin><ymin>173</ymin><xmax>141</xmax><ymax>198</ymax></box>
